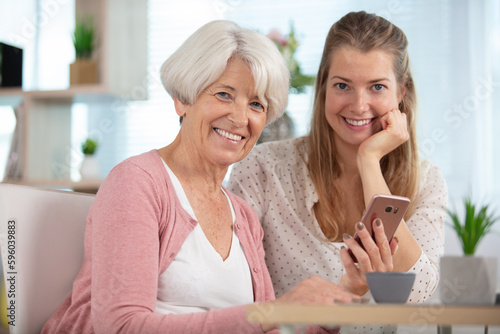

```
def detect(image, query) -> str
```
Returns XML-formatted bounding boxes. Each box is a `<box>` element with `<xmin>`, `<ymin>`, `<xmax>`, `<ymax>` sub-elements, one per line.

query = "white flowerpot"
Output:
<box><xmin>80</xmin><ymin>155</ymin><xmax>100</xmax><ymax>179</ymax></box>
<box><xmin>440</xmin><ymin>255</ymin><xmax>497</xmax><ymax>305</ymax></box>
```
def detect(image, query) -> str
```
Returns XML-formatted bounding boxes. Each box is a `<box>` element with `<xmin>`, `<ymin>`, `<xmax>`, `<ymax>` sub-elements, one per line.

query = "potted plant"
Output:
<box><xmin>258</xmin><ymin>22</ymin><xmax>315</xmax><ymax>144</ymax></box>
<box><xmin>79</xmin><ymin>138</ymin><xmax>100</xmax><ymax>179</ymax></box>
<box><xmin>440</xmin><ymin>196</ymin><xmax>499</xmax><ymax>305</ymax></box>
<box><xmin>70</xmin><ymin>16</ymin><xmax>98</xmax><ymax>85</ymax></box>
<box><xmin>267</xmin><ymin>22</ymin><xmax>315</xmax><ymax>94</ymax></box>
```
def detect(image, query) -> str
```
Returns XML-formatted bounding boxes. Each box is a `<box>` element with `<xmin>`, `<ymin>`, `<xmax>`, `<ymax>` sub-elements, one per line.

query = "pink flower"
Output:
<box><xmin>266</xmin><ymin>28</ymin><xmax>288</xmax><ymax>46</ymax></box>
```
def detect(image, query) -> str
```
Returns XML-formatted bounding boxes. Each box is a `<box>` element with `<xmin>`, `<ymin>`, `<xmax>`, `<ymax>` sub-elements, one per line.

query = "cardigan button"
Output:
<box><xmin>235</xmin><ymin>223</ymin><xmax>241</xmax><ymax>229</ymax></box>
<box><xmin>253</xmin><ymin>267</ymin><xmax>259</xmax><ymax>273</ymax></box>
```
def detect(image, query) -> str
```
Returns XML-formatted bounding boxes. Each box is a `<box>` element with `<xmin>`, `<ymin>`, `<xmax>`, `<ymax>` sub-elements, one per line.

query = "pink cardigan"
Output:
<box><xmin>42</xmin><ymin>150</ymin><xmax>275</xmax><ymax>333</ymax></box>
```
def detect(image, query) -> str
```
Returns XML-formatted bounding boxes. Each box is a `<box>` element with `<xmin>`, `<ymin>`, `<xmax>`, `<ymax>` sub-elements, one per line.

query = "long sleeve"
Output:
<box><xmin>404</xmin><ymin>160</ymin><xmax>448</xmax><ymax>303</ymax></box>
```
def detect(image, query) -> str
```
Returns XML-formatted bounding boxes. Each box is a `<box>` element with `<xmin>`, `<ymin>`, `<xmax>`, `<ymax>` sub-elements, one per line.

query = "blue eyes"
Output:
<box><xmin>250</xmin><ymin>102</ymin><xmax>264</xmax><ymax>111</ymax></box>
<box><xmin>216</xmin><ymin>92</ymin><xmax>230</xmax><ymax>99</ymax></box>
<box><xmin>334</xmin><ymin>83</ymin><xmax>386</xmax><ymax>91</ymax></box>
<box><xmin>216</xmin><ymin>92</ymin><xmax>265</xmax><ymax>111</ymax></box>
<box><xmin>336</xmin><ymin>83</ymin><xmax>348</xmax><ymax>90</ymax></box>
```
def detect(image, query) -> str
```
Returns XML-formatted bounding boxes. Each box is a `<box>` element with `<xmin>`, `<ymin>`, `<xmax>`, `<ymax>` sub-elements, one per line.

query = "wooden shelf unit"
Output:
<box><xmin>0</xmin><ymin>0</ymin><xmax>147</xmax><ymax>190</ymax></box>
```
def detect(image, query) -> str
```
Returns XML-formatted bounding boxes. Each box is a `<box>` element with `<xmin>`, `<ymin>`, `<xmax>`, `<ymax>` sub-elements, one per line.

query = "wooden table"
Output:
<box><xmin>247</xmin><ymin>303</ymin><xmax>500</xmax><ymax>333</ymax></box>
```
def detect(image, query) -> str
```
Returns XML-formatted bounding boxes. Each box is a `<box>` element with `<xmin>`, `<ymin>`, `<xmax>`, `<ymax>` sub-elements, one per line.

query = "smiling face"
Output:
<box><xmin>176</xmin><ymin>57</ymin><xmax>267</xmax><ymax>168</ymax></box>
<box><xmin>325</xmin><ymin>48</ymin><xmax>404</xmax><ymax>149</ymax></box>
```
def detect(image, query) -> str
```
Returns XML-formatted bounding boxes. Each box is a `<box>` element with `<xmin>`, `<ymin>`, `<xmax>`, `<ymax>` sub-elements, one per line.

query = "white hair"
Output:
<box><xmin>160</xmin><ymin>20</ymin><xmax>290</xmax><ymax>124</ymax></box>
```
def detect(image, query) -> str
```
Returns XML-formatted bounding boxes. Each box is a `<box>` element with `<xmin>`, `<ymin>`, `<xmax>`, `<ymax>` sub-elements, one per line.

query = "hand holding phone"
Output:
<box><xmin>348</xmin><ymin>194</ymin><xmax>410</xmax><ymax>263</ymax></box>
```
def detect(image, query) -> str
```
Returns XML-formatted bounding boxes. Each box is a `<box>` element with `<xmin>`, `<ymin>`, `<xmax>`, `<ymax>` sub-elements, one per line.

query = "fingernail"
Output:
<box><xmin>357</xmin><ymin>222</ymin><xmax>364</xmax><ymax>231</ymax></box>
<box><xmin>341</xmin><ymin>245</ymin><xmax>346</xmax><ymax>250</ymax></box>
<box><xmin>394</xmin><ymin>236</ymin><xmax>399</xmax><ymax>243</ymax></box>
<box><xmin>343</xmin><ymin>233</ymin><xmax>352</xmax><ymax>240</ymax></box>
<box><xmin>375</xmin><ymin>218</ymin><xmax>382</xmax><ymax>227</ymax></box>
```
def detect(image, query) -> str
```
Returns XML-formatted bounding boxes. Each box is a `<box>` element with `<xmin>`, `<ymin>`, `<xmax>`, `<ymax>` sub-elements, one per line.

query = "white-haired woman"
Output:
<box><xmin>42</xmin><ymin>20</ymin><xmax>357</xmax><ymax>334</ymax></box>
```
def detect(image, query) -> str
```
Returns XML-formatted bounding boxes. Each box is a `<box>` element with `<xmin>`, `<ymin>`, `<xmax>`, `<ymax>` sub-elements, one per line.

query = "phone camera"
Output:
<box><xmin>385</xmin><ymin>206</ymin><xmax>393</xmax><ymax>213</ymax></box>
<box><xmin>393</xmin><ymin>207</ymin><xmax>399</xmax><ymax>214</ymax></box>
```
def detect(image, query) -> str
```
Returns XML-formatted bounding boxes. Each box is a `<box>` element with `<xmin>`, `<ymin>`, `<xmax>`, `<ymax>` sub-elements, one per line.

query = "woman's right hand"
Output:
<box><xmin>357</xmin><ymin>108</ymin><xmax>409</xmax><ymax>164</ymax></box>
<box><xmin>339</xmin><ymin>218</ymin><xmax>399</xmax><ymax>296</ymax></box>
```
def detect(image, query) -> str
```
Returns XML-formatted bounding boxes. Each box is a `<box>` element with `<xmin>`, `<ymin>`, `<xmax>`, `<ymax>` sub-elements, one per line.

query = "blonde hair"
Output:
<box><xmin>307</xmin><ymin>11</ymin><xmax>420</xmax><ymax>241</ymax></box>
<box><xmin>160</xmin><ymin>20</ymin><xmax>290</xmax><ymax>124</ymax></box>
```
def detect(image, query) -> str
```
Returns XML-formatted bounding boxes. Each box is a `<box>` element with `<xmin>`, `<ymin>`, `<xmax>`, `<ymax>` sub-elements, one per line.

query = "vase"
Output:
<box><xmin>440</xmin><ymin>255</ymin><xmax>497</xmax><ymax>305</ymax></box>
<box><xmin>257</xmin><ymin>111</ymin><xmax>294</xmax><ymax>144</ymax></box>
<box><xmin>70</xmin><ymin>59</ymin><xmax>98</xmax><ymax>85</ymax></box>
<box><xmin>80</xmin><ymin>155</ymin><xmax>100</xmax><ymax>179</ymax></box>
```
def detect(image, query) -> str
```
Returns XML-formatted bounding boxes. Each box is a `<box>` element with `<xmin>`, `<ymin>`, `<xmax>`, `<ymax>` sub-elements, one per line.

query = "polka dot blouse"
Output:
<box><xmin>228</xmin><ymin>136</ymin><xmax>448</xmax><ymax>334</ymax></box>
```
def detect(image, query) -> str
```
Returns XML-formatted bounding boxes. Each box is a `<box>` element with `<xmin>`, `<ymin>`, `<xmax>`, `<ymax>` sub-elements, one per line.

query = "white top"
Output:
<box><xmin>155</xmin><ymin>162</ymin><xmax>254</xmax><ymax>314</ymax></box>
<box><xmin>228</xmin><ymin>136</ymin><xmax>448</xmax><ymax>334</ymax></box>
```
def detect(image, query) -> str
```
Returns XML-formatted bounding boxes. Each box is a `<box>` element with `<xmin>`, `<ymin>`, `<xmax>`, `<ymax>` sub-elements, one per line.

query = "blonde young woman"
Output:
<box><xmin>229</xmin><ymin>10</ymin><xmax>448</xmax><ymax>324</ymax></box>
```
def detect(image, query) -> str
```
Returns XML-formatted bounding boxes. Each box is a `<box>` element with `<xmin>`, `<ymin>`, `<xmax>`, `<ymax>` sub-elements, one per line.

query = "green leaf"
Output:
<box><xmin>290</xmin><ymin>73</ymin><xmax>315</xmax><ymax>93</ymax></box>
<box><xmin>73</xmin><ymin>16</ymin><xmax>95</xmax><ymax>59</ymax></box>
<box><xmin>81</xmin><ymin>138</ymin><xmax>99</xmax><ymax>155</ymax></box>
<box><xmin>447</xmin><ymin>196</ymin><xmax>499</xmax><ymax>255</ymax></box>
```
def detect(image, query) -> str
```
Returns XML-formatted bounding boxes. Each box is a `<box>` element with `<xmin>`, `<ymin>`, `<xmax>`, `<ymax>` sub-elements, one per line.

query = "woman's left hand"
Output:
<box><xmin>358</xmin><ymin>108</ymin><xmax>409</xmax><ymax>162</ymax></box>
<box><xmin>339</xmin><ymin>218</ymin><xmax>398</xmax><ymax>296</ymax></box>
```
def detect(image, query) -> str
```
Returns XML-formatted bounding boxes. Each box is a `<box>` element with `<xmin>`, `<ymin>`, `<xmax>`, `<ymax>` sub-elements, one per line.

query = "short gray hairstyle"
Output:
<box><xmin>160</xmin><ymin>20</ymin><xmax>290</xmax><ymax>124</ymax></box>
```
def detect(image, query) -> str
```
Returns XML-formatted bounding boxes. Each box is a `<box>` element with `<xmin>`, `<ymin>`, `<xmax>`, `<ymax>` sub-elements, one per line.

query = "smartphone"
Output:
<box><xmin>348</xmin><ymin>194</ymin><xmax>410</xmax><ymax>262</ymax></box>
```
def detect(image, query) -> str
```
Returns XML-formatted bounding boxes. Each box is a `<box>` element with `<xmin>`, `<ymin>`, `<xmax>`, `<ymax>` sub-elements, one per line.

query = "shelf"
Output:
<box><xmin>0</xmin><ymin>85</ymin><xmax>118</xmax><ymax>103</ymax></box>
<box><xmin>0</xmin><ymin>0</ymin><xmax>148</xmax><ymax>186</ymax></box>
<box><xmin>26</xmin><ymin>85</ymin><xmax>108</xmax><ymax>99</ymax></box>
<box><xmin>0</xmin><ymin>87</ymin><xmax>23</xmax><ymax>96</ymax></box>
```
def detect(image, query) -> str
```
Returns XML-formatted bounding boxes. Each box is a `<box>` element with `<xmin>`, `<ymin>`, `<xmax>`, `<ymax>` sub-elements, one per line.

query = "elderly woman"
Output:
<box><xmin>42</xmin><ymin>20</ymin><xmax>356</xmax><ymax>334</ymax></box>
